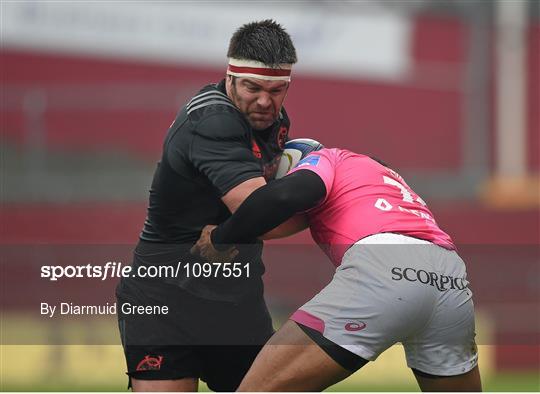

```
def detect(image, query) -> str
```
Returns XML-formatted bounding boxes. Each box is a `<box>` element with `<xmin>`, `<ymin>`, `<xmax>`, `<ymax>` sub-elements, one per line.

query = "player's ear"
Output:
<box><xmin>225</xmin><ymin>75</ymin><xmax>235</xmax><ymax>97</ymax></box>
<box><xmin>227</xmin><ymin>75</ymin><xmax>239</xmax><ymax>91</ymax></box>
<box><xmin>226</xmin><ymin>75</ymin><xmax>236</xmax><ymax>86</ymax></box>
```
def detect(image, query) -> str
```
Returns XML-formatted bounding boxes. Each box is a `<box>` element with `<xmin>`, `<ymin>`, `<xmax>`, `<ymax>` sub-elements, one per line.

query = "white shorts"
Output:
<box><xmin>291</xmin><ymin>233</ymin><xmax>478</xmax><ymax>376</ymax></box>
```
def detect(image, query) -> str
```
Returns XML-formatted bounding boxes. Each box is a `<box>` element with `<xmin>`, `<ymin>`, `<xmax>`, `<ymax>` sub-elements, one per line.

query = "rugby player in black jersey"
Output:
<box><xmin>115</xmin><ymin>20</ymin><xmax>297</xmax><ymax>392</ymax></box>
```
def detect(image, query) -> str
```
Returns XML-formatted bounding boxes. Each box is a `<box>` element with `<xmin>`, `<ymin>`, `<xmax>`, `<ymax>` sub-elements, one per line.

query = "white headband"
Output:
<box><xmin>227</xmin><ymin>58</ymin><xmax>292</xmax><ymax>81</ymax></box>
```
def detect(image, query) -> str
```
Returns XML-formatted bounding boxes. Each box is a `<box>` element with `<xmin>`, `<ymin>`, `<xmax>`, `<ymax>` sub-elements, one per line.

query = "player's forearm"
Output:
<box><xmin>211</xmin><ymin>170</ymin><xmax>325</xmax><ymax>248</ymax></box>
<box><xmin>260</xmin><ymin>215</ymin><xmax>309</xmax><ymax>240</ymax></box>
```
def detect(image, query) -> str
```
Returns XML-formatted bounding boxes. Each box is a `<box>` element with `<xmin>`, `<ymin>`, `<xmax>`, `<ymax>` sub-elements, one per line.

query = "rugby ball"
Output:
<box><xmin>276</xmin><ymin>138</ymin><xmax>324</xmax><ymax>179</ymax></box>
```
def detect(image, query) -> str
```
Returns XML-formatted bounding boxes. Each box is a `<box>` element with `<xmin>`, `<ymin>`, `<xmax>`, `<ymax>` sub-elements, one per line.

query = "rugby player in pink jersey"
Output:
<box><xmin>192</xmin><ymin>147</ymin><xmax>482</xmax><ymax>392</ymax></box>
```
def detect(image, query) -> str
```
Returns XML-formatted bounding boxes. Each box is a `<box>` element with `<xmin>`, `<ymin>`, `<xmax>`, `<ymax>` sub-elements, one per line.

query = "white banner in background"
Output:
<box><xmin>2</xmin><ymin>2</ymin><xmax>411</xmax><ymax>80</ymax></box>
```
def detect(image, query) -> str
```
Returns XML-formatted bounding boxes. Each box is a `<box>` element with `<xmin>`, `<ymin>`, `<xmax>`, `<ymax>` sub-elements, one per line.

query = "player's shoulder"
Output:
<box><xmin>187</xmin><ymin>83</ymin><xmax>235</xmax><ymax>117</ymax></box>
<box><xmin>306</xmin><ymin>147</ymin><xmax>340</xmax><ymax>161</ymax></box>
<box><xmin>325</xmin><ymin>148</ymin><xmax>371</xmax><ymax>163</ymax></box>
<box><xmin>307</xmin><ymin>148</ymin><xmax>371</xmax><ymax>170</ymax></box>
<box><xmin>187</xmin><ymin>82</ymin><xmax>249</xmax><ymax>139</ymax></box>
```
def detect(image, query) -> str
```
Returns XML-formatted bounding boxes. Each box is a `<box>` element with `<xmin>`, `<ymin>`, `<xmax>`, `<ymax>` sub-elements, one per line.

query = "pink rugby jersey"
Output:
<box><xmin>288</xmin><ymin>148</ymin><xmax>455</xmax><ymax>266</ymax></box>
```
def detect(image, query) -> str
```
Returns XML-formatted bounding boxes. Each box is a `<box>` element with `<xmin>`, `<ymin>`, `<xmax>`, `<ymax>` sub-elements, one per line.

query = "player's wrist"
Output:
<box><xmin>210</xmin><ymin>226</ymin><xmax>230</xmax><ymax>251</ymax></box>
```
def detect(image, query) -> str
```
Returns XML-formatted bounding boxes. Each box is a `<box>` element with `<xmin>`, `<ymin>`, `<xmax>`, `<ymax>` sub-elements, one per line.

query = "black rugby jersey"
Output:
<box><xmin>136</xmin><ymin>79</ymin><xmax>290</xmax><ymax>300</ymax></box>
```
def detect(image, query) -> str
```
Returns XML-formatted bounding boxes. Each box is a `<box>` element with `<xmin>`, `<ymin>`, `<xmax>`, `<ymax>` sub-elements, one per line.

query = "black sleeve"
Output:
<box><xmin>190</xmin><ymin>113</ymin><xmax>262</xmax><ymax>196</ymax></box>
<box><xmin>211</xmin><ymin>170</ymin><xmax>326</xmax><ymax>248</ymax></box>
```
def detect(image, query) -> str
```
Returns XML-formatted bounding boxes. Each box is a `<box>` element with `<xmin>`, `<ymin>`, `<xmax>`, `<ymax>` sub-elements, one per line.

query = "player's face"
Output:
<box><xmin>227</xmin><ymin>76</ymin><xmax>289</xmax><ymax>130</ymax></box>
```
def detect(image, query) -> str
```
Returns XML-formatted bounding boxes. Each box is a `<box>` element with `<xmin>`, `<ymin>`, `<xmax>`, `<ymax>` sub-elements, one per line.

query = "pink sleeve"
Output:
<box><xmin>288</xmin><ymin>151</ymin><xmax>335</xmax><ymax>200</ymax></box>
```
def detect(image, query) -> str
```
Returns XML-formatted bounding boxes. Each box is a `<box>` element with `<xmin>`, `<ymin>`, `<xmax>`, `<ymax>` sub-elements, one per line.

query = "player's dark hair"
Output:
<box><xmin>227</xmin><ymin>20</ymin><xmax>297</xmax><ymax>67</ymax></box>
<box><xmin>369</xmin><ymin>155</ymin><xmax>390</xmax><ymax>168</ymax></box>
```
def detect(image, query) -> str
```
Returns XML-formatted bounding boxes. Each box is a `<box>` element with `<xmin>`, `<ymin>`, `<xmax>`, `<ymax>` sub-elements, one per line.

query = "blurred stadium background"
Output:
<box><xmin>1</xmin><ymin>0</ymin><xmax>539</xmax><ymax>391</ymax></box>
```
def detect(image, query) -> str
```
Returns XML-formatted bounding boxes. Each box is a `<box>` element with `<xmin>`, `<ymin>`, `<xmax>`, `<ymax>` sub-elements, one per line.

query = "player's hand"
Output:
<box><xmin>190</xmin><ymin>225</ymin><xmax>239</xmax><ymax>263</ymax></box>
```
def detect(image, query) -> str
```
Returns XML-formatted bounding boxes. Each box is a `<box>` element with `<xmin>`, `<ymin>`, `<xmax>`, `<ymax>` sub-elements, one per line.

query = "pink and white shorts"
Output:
<box><xmin>291</xmin><ymin>233</ymin><xmax>478</xmax><ymax>376</ymax></box>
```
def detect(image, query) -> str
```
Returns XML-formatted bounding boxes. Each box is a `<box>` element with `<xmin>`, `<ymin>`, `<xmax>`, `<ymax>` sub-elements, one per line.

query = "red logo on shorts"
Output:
<box><xmin>345</xmin><ymin>322</ymin><xmax>366</xmax><ymax>331</ymax></box>
<box><xmin>136</xmin><ymin>355</ymin><xmax>164</xmax><ymax>371</ymax></box>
